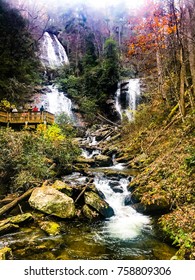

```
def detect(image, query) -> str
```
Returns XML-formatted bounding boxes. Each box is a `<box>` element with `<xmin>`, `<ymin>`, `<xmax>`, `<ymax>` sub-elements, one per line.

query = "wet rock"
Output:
<box><xmin>132</xmin><ymin>201</ymin><xmax>171</xmax><ymax>215</ymax></box>
<box><xmin>109</xmin><ymin>181</ymin><xmax>120</xmax><ymax>187</ymax></box>
<box><xmin>82</xmin><ymin>204</ymin><xmax>100</xmax><ymax>220</ymax></box>
<box><xmin>94</xmin><ymin>155</ymin><xmax>112</xmax><ymax>167</ymax></box>
<box><xmin>39</xmin><ymin>221</ymin><xmax>61</xmax><ymax>236</ymax></box>
<box><xmin>0</xmin><ymin>213</ymin><xmax>33</xmax><ymax>227</ymax></box>
<box><xmin>84</xmin><ymin>191</ymin><xmax>114</xmax><ymax>218</ymax></box>
<box><xmin>52</xmin><ymin>180</ymin><xmax>73</xmax><ymax>197</ymax></box>
<box><xmin>0</xmin><ymin>247</ymin><xmax>13</xmax><ymax>260</ymax></box>
<box><xmin>29</xmin><ymin>186</ymin><xmax>76</xmax><ymax>219</ymax></box>
<box><xmin>110</xmin><ymin>185</ymin><xmax>123</xmax><ymax>193</ymax></box>
<box><xmin>0</xmin><ymin>223</ymin><xmax>19</xmax><ymax>235</ymax></box>
<box><xmin>108</xmin><ymin>181</ymin><xmax>123</xmax><ymax>193</ymax></box>
<box><xmin>76</xmin><ymin>156</ymin><xmax>95</xmax><ymax>165</ymax></box>
<box><xmin>124</xmin><ymin>194</ymin><xmax>132</xmax><ymax>206</ymax></box>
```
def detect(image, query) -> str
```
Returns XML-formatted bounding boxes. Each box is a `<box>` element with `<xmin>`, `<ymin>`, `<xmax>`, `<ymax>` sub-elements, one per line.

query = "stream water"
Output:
<box><xmin>0</xmin><ymin>146</ymin><xmax>177</xmax><ymax>260</ymax></box>
<box><xmin>0</xmin><ymin>83</ymin><xmax>177</xmax><ymax>260</ymax></box>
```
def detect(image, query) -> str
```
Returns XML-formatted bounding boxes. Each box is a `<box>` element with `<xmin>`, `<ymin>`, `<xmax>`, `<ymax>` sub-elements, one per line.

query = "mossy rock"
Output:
<box><xmin>0</xmin><ymin>223</ymin><xmax>19</xmax><ymax>236</ymax></box>
<box><xmin>39</xmin><ymin>221</ymin><xmax>61</xmax><ymax>236</ymax></box>
<box><xmin>52</xmin><ymin>180</ymin><xmax>73</xmax><ymax>197</ymax></box>
<box><xmin>76</xmin><ymin>157</ymin><xmax>95</xmax><ymax>165</ymax></box>
<box><xmin>82</xmin><ymin>204</ymin><xmax>100</xmax><ymax>220</ymax></box>
<box><xmin>0</xmin><ymin>213</ymin><xmax>33</xmax><ymax>225</ymax></box>
<box><xmin>0</xmin><ymin>247</ymin><xmax>13</xmax><ymax>260</ymax></box>
<box><xmin>29</xmin><ymin>186</ymin><xmax>76</xmax><ymax>219</ymax></box>
<box><xmin>94</xmin><ymin>155</ymin><xmax>112</xmax><ymax>167</ymax></box>
<box><xmin>84</xmin><ymin>191</ymin><xmax>114</xmax><ymax>218</ymax></box>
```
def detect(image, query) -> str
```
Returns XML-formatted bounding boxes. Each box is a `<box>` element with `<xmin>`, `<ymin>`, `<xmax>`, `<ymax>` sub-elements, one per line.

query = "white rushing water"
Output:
<box><xmin>39</xmin><ymin>32</ymin><xmax>69</xmax><ymax>68</ymax></box>
<box><xmin>115</xmin><ymin>78</ymin><xmax>141</xmax><ymax>121</ymax></box>
<box><xmin>94</xmin><ymin>175</ymin><xmax>150</xmax><ymax>240</ymax></box>
<box><xmin>115</xmin><ymin>87</ymin><xmax>123</xmax><ymax>119</ymax></box>
<box><xmin>45</xmin><ymin>85</ymin><xmax>74</xmax><ymax>119</ymax></box>
<box><xmin>125</xmin><ymin>78</ymin><xmax>141</xmax><ymax>120</ymax></box>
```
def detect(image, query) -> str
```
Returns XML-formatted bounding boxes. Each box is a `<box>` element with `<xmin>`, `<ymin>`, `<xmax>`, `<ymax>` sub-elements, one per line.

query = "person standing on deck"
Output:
<box><xmin>40</xmin><ymin>105</ymin><xmax>44</xmax><ymax>114</ymax></box>
<box><xmin>32</xmin><ymin>106</ymin><xmax>38</xmax><ymax>112</ymax></box>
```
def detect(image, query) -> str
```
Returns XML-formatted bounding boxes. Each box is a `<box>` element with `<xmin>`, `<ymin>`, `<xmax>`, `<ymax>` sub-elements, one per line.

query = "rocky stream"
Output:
<box><xmin>0</xmin><ymin>125</ymin><xmax>177</xmax><ymax>260</ymax></box>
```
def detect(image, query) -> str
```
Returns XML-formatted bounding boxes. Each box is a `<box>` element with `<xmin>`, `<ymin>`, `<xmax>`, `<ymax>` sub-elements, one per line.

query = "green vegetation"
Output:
<box><xmin>0</xmin><ymin>125</ymin><xmax>81</xmax><ymax>194</ymax></box>
<box><xmin>114</xmin><ymin>90</ymin><xmax>195</xmax><ymax>259</ymax></box>
<box><xmin>58</xmin><ymin>37</ymin><xmax>120</xmax><ymax>122</ymax></box>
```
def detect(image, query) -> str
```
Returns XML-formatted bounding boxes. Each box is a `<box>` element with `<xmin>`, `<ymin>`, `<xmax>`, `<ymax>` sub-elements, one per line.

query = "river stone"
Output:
<box><xmin>76</xmin><ymin>156</ymin><xmax>95</xmax><ymax>165</ymax></box>
<box><xmin>132</xmin><ymin>201</ymin><xmax>171</xmax><ymax>215</ymax></box>
<box><xmin>94</xmin><ymin>155</ymin><xmax>112</xmax><ymax>167</ymax></box>
<box><xmin>111</xmin><ymin>186</ymin><xmax>123</xmax><ymax>193</ymax></box>
<box><xmin>0</xmin><ymin>247</ymin><xmax>13</xmax><ymax>260</ymax></box>
<box><xmin>82</xmin><ymin>204</ymin><xmax>100</xmax><ymax>220</ymax></box>
<box><xmin>39</xmin><ymin>221</ymin><xmax>60</xmax><ymax>236</ymax></box>
<box><xmin>0</xmin><ymin>223</ymin><xmax>19</xmax><ymax>235</ymax></box>
<box><xmin>124</xmin><ymin>194</ymin><xmax>132</xmax><ymax>206</ymax></box>
<box><xmin>0</xmin><ymin>213</ymin><xmax>33</xmax><ymax>227</ymax></box>
<box><xmin>84</xmin><ymin>191</ymin><xmax>114</xmax><ymax>218</ymax></box>
<box><xmin>29</xmin><ymin>186</ymin><xmax>75</xmax><ymax>218</ymax></box>
<box><xmin>52</xmin><ymin>180</ymin><xmax>73</xmax><ymax>197</ymax></box>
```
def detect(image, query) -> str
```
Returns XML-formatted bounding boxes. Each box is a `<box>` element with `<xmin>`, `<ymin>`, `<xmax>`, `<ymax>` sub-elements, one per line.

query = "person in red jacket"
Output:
<box><xmin>32</xmin><ymin>106</ymin><xmax>38</xmax><ymax>112</ymax></box>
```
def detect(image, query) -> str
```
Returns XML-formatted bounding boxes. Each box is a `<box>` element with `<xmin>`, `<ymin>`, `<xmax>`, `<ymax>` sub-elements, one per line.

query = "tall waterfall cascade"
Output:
<box><xmin>115</xmin><ymin>78</ymin><xmax>141</xmax><ymax>121</ymax></box>
<box><xmin>39</xmin><ymin>32</ymin><xmax>69</xmax><ymax>68</ymax></box>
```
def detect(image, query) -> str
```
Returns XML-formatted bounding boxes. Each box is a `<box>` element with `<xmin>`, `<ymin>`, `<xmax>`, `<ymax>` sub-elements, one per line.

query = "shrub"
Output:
<box><xmin>0</xmin><ymin>126</ymin><xmax>80</xmax><ymax>194</ymax></box>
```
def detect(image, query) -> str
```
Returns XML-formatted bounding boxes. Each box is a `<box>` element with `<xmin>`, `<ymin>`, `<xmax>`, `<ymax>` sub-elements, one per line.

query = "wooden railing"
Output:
<box><xmin>0</xmin><ymin>111</ymin><xmax>55</xmax><ymax>125</ymax></box>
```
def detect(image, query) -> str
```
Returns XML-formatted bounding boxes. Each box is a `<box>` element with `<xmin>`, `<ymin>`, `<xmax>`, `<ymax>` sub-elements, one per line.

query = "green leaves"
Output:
<box><xmin>0</xmin><ymin>126</ymin><xmax>80</xmax><ymax>193</ymax></box>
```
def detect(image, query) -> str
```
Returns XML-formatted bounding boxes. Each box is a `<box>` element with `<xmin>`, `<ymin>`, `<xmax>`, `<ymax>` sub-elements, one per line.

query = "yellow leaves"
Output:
<box><xmin>37</xmin><ymin>124</ymin><xmax>65</xmax><ymax>142</ymax></box>
<box><xmin>0</xmin><ymin>99</ymin><xmax>15</xmax><ymax>110</ymax></box>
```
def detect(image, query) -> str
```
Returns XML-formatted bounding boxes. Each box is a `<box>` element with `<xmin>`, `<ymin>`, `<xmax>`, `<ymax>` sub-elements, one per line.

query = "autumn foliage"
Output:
<box><xmin>128</xmin><ymin>1</ymin><xmax>177</xmax><ymax>56</ymax></box>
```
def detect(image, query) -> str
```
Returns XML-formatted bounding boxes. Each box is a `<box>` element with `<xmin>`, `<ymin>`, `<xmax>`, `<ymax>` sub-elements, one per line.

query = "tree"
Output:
<box><xmin>0</xmin><ymin>0</ymin><xmax>40</xmax><ymax>104</ymax></box>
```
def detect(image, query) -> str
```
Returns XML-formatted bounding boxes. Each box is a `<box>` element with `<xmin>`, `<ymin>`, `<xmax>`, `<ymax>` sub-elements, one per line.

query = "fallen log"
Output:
<box><xmin>0</xmin><ymin>188</ymin><xmax>36</xmax><ymax>217</ymax></box>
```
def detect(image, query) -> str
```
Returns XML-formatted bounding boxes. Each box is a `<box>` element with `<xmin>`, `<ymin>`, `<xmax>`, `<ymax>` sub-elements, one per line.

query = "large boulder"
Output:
<box><xmin>84</xmin><ymin>191</ymin><xmax>114</xmax><ymax>218</ymax></box>
<box><xmin>29</xmin><ymin>186</ymin><xmax>75</xmax><ymax>219</ymax></box>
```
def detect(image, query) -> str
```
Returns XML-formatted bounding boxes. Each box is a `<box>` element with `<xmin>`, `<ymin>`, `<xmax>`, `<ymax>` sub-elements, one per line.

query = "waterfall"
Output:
<box><xmin>115</xmin><ymin>86</ymin><xmax>123</xmax><ymax>119</ymax></box>
<box><xmin>44</xmin><ymin>85</ymin><xmax>74</xmax><ymax>119</ymax></box>
<box><xmin>39</xmin><ymin>32</ymin><xmax>69</xmax><ymax>68</ymax></box>
<box><xmin>115</xmin><ymin>78</ymin><xmax>141</xmax><ymax>121</ymax></box>
<box><xmin>94</xmin><ymin>174</ymin><xmax>150</xmax><ymax>240</ymax></box>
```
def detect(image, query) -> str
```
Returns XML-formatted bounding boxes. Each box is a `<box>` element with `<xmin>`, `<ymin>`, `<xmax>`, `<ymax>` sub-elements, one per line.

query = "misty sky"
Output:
<box><xmin>17</xmin><ymin>0</ymin><xmax>145</xmax><ymax>10</ymax></box>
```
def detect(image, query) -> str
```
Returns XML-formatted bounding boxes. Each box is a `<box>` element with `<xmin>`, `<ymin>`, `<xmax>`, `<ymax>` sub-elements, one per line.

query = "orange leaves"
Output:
<box><xmin>127</xmin><ymin>1</ymin><xmax>177</xmax><ymax>57</ymax></box>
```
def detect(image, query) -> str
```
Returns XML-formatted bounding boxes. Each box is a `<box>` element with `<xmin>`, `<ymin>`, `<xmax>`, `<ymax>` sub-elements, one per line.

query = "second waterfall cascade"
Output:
<box><xmin>115</xmin><ymin>78</ymin><xmax>141</xmax><ymax>121</ymax></box>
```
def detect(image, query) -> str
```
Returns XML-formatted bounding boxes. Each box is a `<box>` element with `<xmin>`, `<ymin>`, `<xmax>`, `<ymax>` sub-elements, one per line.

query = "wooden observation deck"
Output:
<box><xmin>0</xmin><ymin>110</ymin><xmax>55</xmax><ymax>127</ymax></box>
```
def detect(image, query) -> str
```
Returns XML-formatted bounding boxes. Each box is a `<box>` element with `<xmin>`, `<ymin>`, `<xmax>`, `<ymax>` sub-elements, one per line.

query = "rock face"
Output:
<box><xmin>84</xmin><ymin>191</ymin><xmax>114</xmax><ymax>218</ymax></box>
<box><xmin>29</xmin><ymin>186</ymin><xmax>75</xmax><ymax>219</ymax></box>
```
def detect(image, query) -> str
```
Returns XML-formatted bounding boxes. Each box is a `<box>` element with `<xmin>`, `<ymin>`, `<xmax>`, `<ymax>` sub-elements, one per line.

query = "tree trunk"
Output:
<box><xmin>186</xmin><ymin>5</ymin><xmax>195</xmax><ymax>107</ymax></box>
<box><xmin>179</xmin><ymin>46</ymin><xmax>185</xmax><ymax>119</ymax></box>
